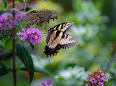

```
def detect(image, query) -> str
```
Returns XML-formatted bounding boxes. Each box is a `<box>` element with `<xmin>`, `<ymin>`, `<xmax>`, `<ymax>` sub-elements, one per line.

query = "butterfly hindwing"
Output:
<box><xmin>60</xmin><ymin>33</ymin><xmax>78</xmax><ymax>49</ymax></box>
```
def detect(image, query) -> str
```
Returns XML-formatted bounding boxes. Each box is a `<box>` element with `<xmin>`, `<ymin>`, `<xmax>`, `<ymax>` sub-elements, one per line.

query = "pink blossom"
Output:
<box><xmin>38</xmin><ymin>79</ymin><xmax>52</xmax><ymax>86</ymax></box>
<box><xmin>85</xmin><ymin>84</ymin><xmax>88</xmax><ymax>86</ymax></box>
<box><xmin>98</xmin><ymin>82</ymin><xmax>104</xmax><ymax>86</ymax></box>
<box><xmin>86</xmin><ymin>70</ymin><xmax>108</xmax><ymax>86</ymax></box>
<box><xmin>17</xmin><ymin>28</ymin><xmax>42</xmax><ymax>46</ymax></box>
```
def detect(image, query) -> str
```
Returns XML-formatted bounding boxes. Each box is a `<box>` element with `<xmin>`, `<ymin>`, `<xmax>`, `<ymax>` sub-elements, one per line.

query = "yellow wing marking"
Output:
<box><xmin>48</xmin><ymin>32</ymin><xmax>63</xmax><ymax>49</ymax></box>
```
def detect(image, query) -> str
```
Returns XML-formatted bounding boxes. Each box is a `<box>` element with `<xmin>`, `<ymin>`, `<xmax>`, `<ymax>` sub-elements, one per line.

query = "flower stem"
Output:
<box><xmin>12</xmin><ymin>0</ymin><xmax>16</xmax><ymax>86</ymax></box>
<box><xmin>23</xmin><ymin>2</ymin><xmax>26</xmax><ymax>20</ymax></box>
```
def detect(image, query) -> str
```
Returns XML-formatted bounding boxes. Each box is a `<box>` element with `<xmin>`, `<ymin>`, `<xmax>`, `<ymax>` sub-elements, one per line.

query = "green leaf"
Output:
<box><xmin>2</xmin><ymin>0</ymin><xmax>7</xmax><ymax>8</ymax></box>
<box><xmin>12</xmin><ymin>8</ymin><xmax>23</xmax><ymax>14</ymax></box>
<box><xmin>0</xmin><ymin>51</ymin><xmax>12</xmax><ymax>61</ymax></box>
<box><xmin>20</xmin><ymin>67</ymin><xmax>52</xmax><ymax>78</ymax></box>
<box><xmin>0</xmin><ymin>5</ymin><xmax>5</xmax><ymax>10</ymax></box>
<box><xmin>0</xmin><ymin>62</ymin><xmax>10</xmax><ymax>76</ymax></box>
<box><xmin>4</xmin><ymin>28</ymin><xmax>12</xmax><ymax>31</ymax></box>
<box><xmin>34</xmin><ymin>67</ymin><xmax>53</xmax><ymax>78</ymax></box>
<box><xmin>16</xmin><ymin>42</ymin><xmax>34</xmax><ymax>83</ymax></box>
<box><xmin>26</xmin><ymin>9</ymin><xmax>37</xmax><ymax>14</ymax></box>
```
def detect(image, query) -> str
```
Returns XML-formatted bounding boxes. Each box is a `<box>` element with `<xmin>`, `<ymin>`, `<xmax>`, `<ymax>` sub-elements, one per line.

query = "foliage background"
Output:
<box><xmin>0</xmin><ymin>0</ymin><xmax>116</xmax><ymax>86</ymax></box>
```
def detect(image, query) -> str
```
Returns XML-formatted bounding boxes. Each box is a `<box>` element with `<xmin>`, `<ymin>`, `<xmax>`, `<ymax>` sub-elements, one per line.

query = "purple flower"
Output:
<box><xmin>104</xmin><ymin>78</ymin><xmax>108</xmax><ymax>82</ymax></box>
<box><xmin>17</xmin><ymin>28</ymin><xmax>42</xmax><ymax>46</ymax></box>
<box><xmin>0</xmin><ymin>13</ymin><xmax>12</xmax><ymax>21</ymax></box>
<box><xmin>38</xmin><ymin>79</ymin><xmax>52</xmax><ymax>86</ymax></box>
<box><xmin>0</xmin><ymin>17</ymin><xmax>18</xmax><ymax>30</ymax></box>
<box><xmin>86</xmin><ymin>70</ymin><xmax>108</xmax><ymax>86</ymax></box>
<box><xmin>98</xmin><ymin>82</ymin><xmax>104</xmax><ymax>86</ymax></box>
<box><xmin>99</xmin><ymin>70</ymin><xmax>102</xmax><ymax>73</ymax></box>
<box><xmin>90</xmin><ymin>77</ymin><xmax>94</xmax><ymax>83</ymax></box>
<box><xmin>95</xmin><ymin>75</ymin><xmax>100</xmax><ymax>79</ymax></box>
<box><xmin>85</xmin><ymin>84</ymin><xmax>88</xmax><ymax>86</ymax></box>
<box><xmin>0</xmin><ymin>7</ymin><xmax>30</xmax><ymax>34</ymax></box>
<box><xmin>0</xmin><ymin>23</ymin><xmax>3</xmax><ymax>27</ymax></box>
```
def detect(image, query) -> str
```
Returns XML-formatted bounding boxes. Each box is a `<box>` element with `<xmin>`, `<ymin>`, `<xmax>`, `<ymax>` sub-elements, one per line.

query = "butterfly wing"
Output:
<box><xmin>60</xmin><ymin>33</ymin><xmax>78</xmax><ymax>49</ymax></box>
<box><xmin>60</xmin><ymin>22</ymin><xmax>74</xmax><ymax>32</ymax></box>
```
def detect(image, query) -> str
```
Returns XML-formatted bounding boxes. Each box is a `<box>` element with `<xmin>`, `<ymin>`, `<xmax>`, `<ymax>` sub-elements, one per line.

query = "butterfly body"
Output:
<box><xmin>44</xmin><ymin>22</ymin><xmax>77</xmax><ymax>57</ymax></box>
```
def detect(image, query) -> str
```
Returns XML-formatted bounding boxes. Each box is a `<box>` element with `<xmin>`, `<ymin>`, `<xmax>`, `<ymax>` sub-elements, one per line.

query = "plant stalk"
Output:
<box><xmin>12</xmin><ymin>0</ymin><xmax>16</xmax><ymax>86</ymax></box>
<box><xmin>23</xmin><ymin>2</ymin><xmax>26</xmax><ymax>20</ymax></box>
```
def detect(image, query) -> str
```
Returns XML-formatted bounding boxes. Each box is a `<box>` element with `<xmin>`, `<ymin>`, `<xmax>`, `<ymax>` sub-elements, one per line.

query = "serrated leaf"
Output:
<box><xmin>0</xmin><ymin>62</ymin><xmax>9</xmax><ymax>76</ymax></box>
<box><xmin>16</xmin><ymin>42</ymin><xmax>34</xmax><ymax>83</ymax></box>
<box><xmin>2</xmin><ymin>0</ymin><xmax>7</xmax><ymax>8</ymax></box>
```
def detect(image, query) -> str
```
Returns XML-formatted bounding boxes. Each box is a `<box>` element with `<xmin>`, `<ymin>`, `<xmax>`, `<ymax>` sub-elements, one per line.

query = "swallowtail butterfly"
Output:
<box><xmin>44</xmin><ymin>22</ymin><xmax>77</xmax><ymax>57</ymax></box>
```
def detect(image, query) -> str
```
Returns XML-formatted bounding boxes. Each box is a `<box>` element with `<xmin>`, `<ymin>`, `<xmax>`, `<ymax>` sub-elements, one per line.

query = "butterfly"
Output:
<box><xmin>44</xmin><ymin>22</ymin><xmax>78</xmax><ymax>57</ymax></box>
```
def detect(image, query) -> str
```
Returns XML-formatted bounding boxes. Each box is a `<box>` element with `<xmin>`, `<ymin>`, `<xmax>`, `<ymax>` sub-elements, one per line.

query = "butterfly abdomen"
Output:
<box><xmin>44</xmin><ymin>44</ymin><xmax>61</xmax><ymax>57</ymax></box>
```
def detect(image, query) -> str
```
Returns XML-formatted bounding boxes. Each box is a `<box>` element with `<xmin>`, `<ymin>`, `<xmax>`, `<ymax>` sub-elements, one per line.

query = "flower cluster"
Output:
<box><xmin>0</xmin><ymin>17</ymin><xmax>19</xmax><ymax>30</ymax></box>
<box><xmin>0</xmin><ymin>12</ymin><xmax>25</xmax><ymax>39</ymax></box>
<box><xmin>86</xmin><ymin>70</ymin><xmax>108</xmax><ymax>86</ymax></box>
<box><xmin>0</xmin><ymin>8</ymin><xmax>30</xmax><ymax>32</ymax></box>
<box><xmin>26</xmin><ymin>10</ymin><xmax>57</xmax><ymax>28</ymax></box>
<box><xmin>17</xmin><ymin>28</ymin><xmax>42</xmax><ymax>46</ymax></box>
<box><xmin>0</xmin><ymin>14</ymin><xmax>23</xmax><ymax>40</ymax></box>
<box><xmin>39</xmin><ymin>79</ymin><xmax>52</xmax><ymax>86</ymax></box>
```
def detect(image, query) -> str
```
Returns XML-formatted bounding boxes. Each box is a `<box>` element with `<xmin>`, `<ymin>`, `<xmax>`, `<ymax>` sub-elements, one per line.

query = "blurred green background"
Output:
<box><xmin>0</xmin><ymin>0</ymin><xmax>116</xmax><ymax>86</ymax></box>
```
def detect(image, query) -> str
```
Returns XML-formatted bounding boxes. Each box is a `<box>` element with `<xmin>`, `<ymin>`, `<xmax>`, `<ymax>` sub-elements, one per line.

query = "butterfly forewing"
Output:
<box><xmin>61</xmin><ymin>22</ymin><xmax>74</xmax><ymax>32</ymax></box>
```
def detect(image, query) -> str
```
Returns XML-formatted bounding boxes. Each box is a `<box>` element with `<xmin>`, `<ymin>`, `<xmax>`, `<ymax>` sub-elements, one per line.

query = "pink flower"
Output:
<box><xmin>85</xmin><ymin>84</ymin><xmax>88</xmax><ymax>86</ymax></box>
<box><xmin>17</xmin><ymin>28</ymin><xmax>42</xmax><ymax>46</ymax></box>
<box><xmin>98</xmin><ymin>82</ymin><xmax>104</xmax><ymax>86</ymax></box>
<box><xmin>38</xmin><ymin>79</ymin><xmax>52</xmax><ymax>86</ymax></box>
<box><xmin>86</xmin><ymin>70</ymin><xmax>108</xmax><ymax>86</ymax></box>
